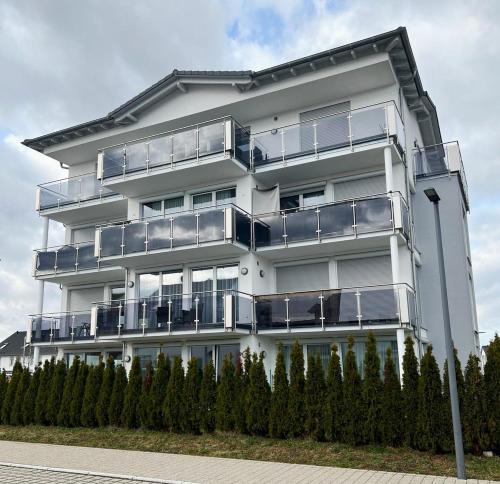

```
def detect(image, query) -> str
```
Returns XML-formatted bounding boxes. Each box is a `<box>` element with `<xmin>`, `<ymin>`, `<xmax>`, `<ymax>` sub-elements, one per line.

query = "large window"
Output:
<box><xmin>280</xmin><ymin>189</ymin><xmax>325</xmax><ymax>211</ymax></box>
<box><xmin>191</xmin><ymin>265</ymin><xmax>238</xmax><ymax>325</ymax></box>
<box><xmin>190</xmin><ymin>345</ymin><xmax>214</xmax><ymax>372</ymax></box>
<box><xmin>142</xmin><ymin>196</ymin><xmax>184</xmax><ymax>219</ymax></box>
<box><xmin>306</xmin><ymin>344</ymin><xmax>331</xmax><ymax>374</ymax></box>
<box><xmin>192</xmin><ymin>187</ymin><xmax>236</xmax><ymax>210</ymax></box>
<box><xmin>134</xmin><ymin>346</ymin><xmax>182</xmax><ymax>373</ymax></box>
<box><xmin>340</xmin><ymin>340</ymin><xmax>399</xmax><ymax>378</ymax></box>
<box><xmin>217</xmin><ymin>344</ymin><xmax>241</xmax><ymax>377</ymax></box>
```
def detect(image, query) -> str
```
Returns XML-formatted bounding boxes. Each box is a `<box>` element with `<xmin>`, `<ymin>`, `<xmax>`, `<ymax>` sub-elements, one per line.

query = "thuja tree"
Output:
<box><xmin>233</xmin><ymin>350</ymin><xmax>248</xmax><ymax>434</ymax></box>
<box><xmin>108</xmin><ymin>364</ymin><xmax>127</xmax><ymax>427</ymax></box>
<box><xmin>81</xmin><ymin>362</ymin><xmax>104</xmax><ymax>427</ymax></box>
<box><xmin>46</xmin><ymin>359</ymin><xmax>67</xmax><ymax>425</ymax></box>
<box><xmin>326</xmin><ymin>344</ymin><xmax>343</xmax><ymax>442</ymax></box>
<box><xmin>69</xmin><ymin>363</ymin><xmax>89</xmax><ymax>427</ymax></box>
<box><xmin>138</xmin><ymin>361</ymin><xmax>154</xmax><ymax>429</ymax></box>
<box><xmin>0</xmin><ymin>370</ymin><xmax>7</xmax><ymax>412</ymax></box>
<box><xmin>22</xmin><ymin>365</ymin><xmax>41</xmax><ymax>425</ymax></box>
<box><xmin>58</xmin><ymin>357</ymin><xmax>80</xmax><ymax>427</ymax></box>
<box><xmin>164</xmin><ymin>356</ymin><xmax>184</xmax><ymax>432</ymax></box>
<box><xmin>96</xmin><ymin>357</ymin><xmax>115</xmax><ymax>427</ymax></box>
<box><xmin>12</xmin><ymin>367</ymin><xmax>31</xmax><ymax>426</ymax></box>
<box><xmin>122</xmin><ymin>356</ymin><xmax>142</xmax><ymax>429</ymax></box>
<box><xmin>362</xmin><ymin>332</ymin><xmax>382</xmax><ymax>444</ymax></box>
<box><xmin>463</xmin><ymin>354</ymin><xmax>487</xmax><ymax>455</ymax></box>
<box><xmin>1</xmin><ymin>360</ymin><xmax>23</xmax><ymax>424</ymax></box>
<box><xmin>442</xmin><ymin>348</ymin><xmax>465</xmax><ymax>452</ymax></box>
<box><xmin>246</xmin><ymin>352</ymin><xmax>271</xmax><ymax>436</ymax></box>
<box><xmin>484</xmin><ymin>334</ymin><xmax>500</xmax><ymax>452</ymax></box>
<box><xmin>402</xmin><ymin>337</ymin><xmax>419</xmax><ymax>448</ymax></box>
<box><xmin>35</xmin><ymin>359</ymin><xmax>53</xmax><ymax>425</ymax></box>
<box><xmin>380</xmin><ymin>347</ymin><xmax>403</xmax><ymax>447</ymax></box>
<box><xmin>342</xmin><ymin>336</ymin><xmax>363</xmax><ymax>445</ymax></box>
<box><xmin>183</xmin><ymin>357</ymin><xmax>202</xmax><ymax>434</ymax></box>
<box><xmin>305</xmin><ymin>353</ymin><xmax>326</xmax><ymax>441</ymax></box>
<box><xmin>416</xmin><ymin>346</ymin><xmax>444</xmax><ymax>453</ymax></box>
<box><xmin>216</xmin><ymin>353</ymin><xmax>236</xmax><ymax>431</ymax></box>
<box><xmin>148</xmin><ymin>353</ymin><xmax>170</xmax><ymax>430</ymax></box>
<box><xmin>199</xmin><ymin>359</ymin><xmax>217</xmax><ymax>433</ymax></box>
<box><xmin>287</xmin><ymin>341</ymin><xmax>305</xmax><ymax>437</ymax></box>
<box><xmin>269</xmin><ymin>343</ymin><xmax>289</xmax><ymax>439</ymax></box>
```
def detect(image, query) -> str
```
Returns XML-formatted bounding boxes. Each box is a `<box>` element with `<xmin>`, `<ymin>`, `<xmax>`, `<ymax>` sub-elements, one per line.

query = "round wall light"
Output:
<box><xmin>127</xmin><ymin>281</ymin><xmax>134</xmax><ymax>288</ymax></box>
<box><xmin>259</xmin><ymin>269</ymin><xmax>265</xmax><ymax>278</ymax></box>
<box><xmin>241</xmin><ymin>267</ymin><xmax>248</xmax><ymax>275</ymax></box>
<box><xmin>124</xmin><ymin>355</ymin><xmax>131</xmax><ymax>363</ymax></box>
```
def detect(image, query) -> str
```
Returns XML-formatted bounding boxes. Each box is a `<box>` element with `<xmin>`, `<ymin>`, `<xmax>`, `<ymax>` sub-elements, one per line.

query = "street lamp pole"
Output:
<box><xmin>424</xmin><ymin>188</ymin><xmax>466</xmax><ymax>480</ymax></box>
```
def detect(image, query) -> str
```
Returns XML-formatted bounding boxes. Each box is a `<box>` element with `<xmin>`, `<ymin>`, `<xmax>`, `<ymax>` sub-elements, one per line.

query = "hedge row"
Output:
<box><xmin>0</xmin><ymin>333</ymin><xmax>498</xmax><ymax>456</ymax></box>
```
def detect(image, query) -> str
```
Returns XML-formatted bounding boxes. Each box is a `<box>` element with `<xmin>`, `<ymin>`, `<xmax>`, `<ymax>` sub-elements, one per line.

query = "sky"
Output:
<box><xmin>0</xmin><ymin>0</ymin><xmax>499</xmax><ymax>345</ymax></box>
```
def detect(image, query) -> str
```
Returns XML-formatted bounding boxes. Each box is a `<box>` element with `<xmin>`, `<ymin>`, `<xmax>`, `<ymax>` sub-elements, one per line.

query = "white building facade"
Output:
<box><xmin>24</xmin><ymin>27</ymin><xmax>480</xmax><ymax>379</ymax></box>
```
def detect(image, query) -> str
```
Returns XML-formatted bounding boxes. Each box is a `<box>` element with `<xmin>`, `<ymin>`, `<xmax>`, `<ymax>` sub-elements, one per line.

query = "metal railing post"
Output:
<box><xmin>194</xmin><ymin>296</ymin><xmax>200</xmax><ymax>332</ymax></box>
<box><xmin>285</xmin><ymin>295</ymin><xmax>290</xmax><ymax>332</ymax></box>
<box><xmin>355</xmin><ymin>290</ymin><xmax>362</xmax><ymax>328</ymax></box>
<box><xmin>167</xmin><ymin>298</ymin><xmax>172</xmax><ymax>334</ymax></box>
<box><xmin>313</xmin><ymin>123</ymin><xmax>318</xmax><ymax>158</ymax></box>
<box><xmin>319</xmin><ymin>292</ymin><xmax>325</xmax><ymax>330</ymax></box>
<box><xmin>348</xmin><ymin>112</ymin><xmax>353</xmax><ymax>151</ymax></box>
<box><xmin>281</xmin><ymin>129</ymin><xmax>286</xmax><ymax>165</ymax></box>
<box><xmin>141</xmin><ymin>300</ymin><xmax>147</xmax><ymax>335</ymax></box>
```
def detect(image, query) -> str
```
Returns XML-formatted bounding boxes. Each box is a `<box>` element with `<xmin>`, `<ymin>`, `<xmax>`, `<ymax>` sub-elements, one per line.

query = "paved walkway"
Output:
<box><xmin>0</xmin><ymin>440</ymin><xmax>495</xmax><ymax>483</ymax></box>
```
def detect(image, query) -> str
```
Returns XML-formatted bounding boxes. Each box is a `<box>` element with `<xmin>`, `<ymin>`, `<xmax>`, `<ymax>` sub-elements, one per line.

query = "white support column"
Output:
<box><xmin>56</xmin><ymin>347</ymin><xmax>64</xmax><ymax>361</ymax></box>
<box><xmin>384</xmin><ymin>146</ymin><xmax>394</xmax><ymax>193</ymax></box>
<box><xmin>33</xmin><ymin>346</ymin><xmax>40</xmax><ymax>367</ymax></box>
<box><xmin>390</xmin><ymin>235</ymin><xmax>400</xmax><ymax>285</ymax></box>
<box><xmin>123</xmin><ymin>342</ymin><xmax>134</xmax><ymax>374</ymax></box>
<box><xmin>36</xmin><ymin>217</ymin><xmax>50</xmax><ymax>317</ymax></box>
<box><xmin>397</xmin><ymin>328</ymin><xmax>405</xmax><ymax>381</ymax></box>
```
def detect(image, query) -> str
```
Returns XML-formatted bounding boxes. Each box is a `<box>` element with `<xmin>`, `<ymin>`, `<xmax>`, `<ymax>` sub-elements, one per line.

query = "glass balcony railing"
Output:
<box><xmin>37</xmin><ymin>172</ymin><xmax>119</xmax><ymax>211</ymax></box>
<box><xmin>96</xmin><ymin>204</ymin><xmax>252</xmax><ymax>258</ymax></box>
<box><xmin>33</xmin><ymin>240</ymin><xmax>119</xmax><ymax>276</ymax></box>
<box><xmin>254</xmin><ymin>193</ymin><xmax>406</xmax><ymax>248</ymax></box>
<box><xmin>255</xmin><ymin>284</ymin><xmax>415</xmax><ymax>331</ymax></box>
<box><xmin>99</xmin><ymin>117</ymin><xmax>251</xmax><ymax>179</ymax></box>
<box><xmin>28</xmin><ymin>311</ymin><xmax>93</xmax><ymax>343</ymax></box>
<box><xmin>413</xmin><ymin>141</ymin><xmax>469</xmax><ymax>209</ymax></box>
<box><xmin>93</xmin><ymin>290</ymin><xmax>253</xmax><ymax>336</ymax></box>
<box><xmin>248</xmin><ymin>101</ymin><xmax>404</xmax><ymax>168</ymax></box>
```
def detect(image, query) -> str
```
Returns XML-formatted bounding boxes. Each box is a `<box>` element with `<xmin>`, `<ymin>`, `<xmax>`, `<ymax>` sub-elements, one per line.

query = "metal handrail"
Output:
<box><xmin>250</xmin><ymin>100</ymin><xmax>403</xmax><ymax>137</ymax></box>
<box><xmin>38</xmin><ymin>171</ymin><xmax>102</xmax><ymax>189</ymax></box>
<box><xmin>253</xmin><ymin>190</ymin><xmax>405</xmax><ymax>219</ymax></box>
<box><xmin>33</xmin><ymin>239</ymin><xmax>95</xmax><ymax>253</ymax></box>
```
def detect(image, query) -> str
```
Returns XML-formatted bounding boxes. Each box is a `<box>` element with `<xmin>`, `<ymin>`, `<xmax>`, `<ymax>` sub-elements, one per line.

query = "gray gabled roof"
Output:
<box><xmin>22</xmin><ymin>26</ymin><xmax>442</xmax><ymax>152</ymax></box>
<box><xmin>0</xmin><ymin>331</ymin><xmax>26</xmax><ymax>357</ymax></box>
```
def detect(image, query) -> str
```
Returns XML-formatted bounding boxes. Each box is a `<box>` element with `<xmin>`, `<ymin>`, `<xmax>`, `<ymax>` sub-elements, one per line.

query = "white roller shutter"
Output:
<box><xmin>69</xmin><ymin>287</ymin><xmax>105</xmax><ymax>312</ymax></box>
<box><xmin>300</xmin><ymin>102</ymin><xmax>351</xmax><ymax>123</ymax></box>
<box><xmin>276</xmin><ymin>262</ymin><xmax>330</xmax><ymax>293</ymax></box>
<box><xmin>337</xmin><ymin>256</ymin><xmax>392</xmax><ymax>288</ymax></box>
<box><xmin>72</xmin><ymin>227</ymin><xmax>96</xmax><ymax>244</ymax></box>
<box><xmin>333</xmin><ymin>175</ymin><xmax>386</xmax><ymax>201</ymax></box>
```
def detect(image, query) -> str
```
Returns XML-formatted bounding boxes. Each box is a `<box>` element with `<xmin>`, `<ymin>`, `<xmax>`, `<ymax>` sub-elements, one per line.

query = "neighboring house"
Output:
<box><xmin>0</xmin><ymin>331</ymin><xmax>56</xmax><ymax>375</ymax></box>
<box><xmin>22</xmin><ymin>27</ymin><xmax>479</xmax><ymax>378</ymax></box>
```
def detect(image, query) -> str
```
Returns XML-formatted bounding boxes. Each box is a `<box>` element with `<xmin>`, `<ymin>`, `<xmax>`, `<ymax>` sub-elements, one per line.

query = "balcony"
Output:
<box><xmin>250</xmin><ymin>101</ymin><xmax>404</xmax><ymax>186</ymax></box>
<box><xmin>36</xmin><ymin>172</ymin><xmax>126</xmax><ymax>224</ymax></box>
<box><xmin>95</xmin><ymin>204</ymin><xmax>252</xmax><ymax>268</ymax></box>
<box><xmin>28</xmin><ymin>311</ymin><xmax>93</xmax><ymax>344</ymax></box>
<box><xmin>413</xmin><ymin>141</ymin><xmax>469</xmax><ymax>210</ymax></box>
<box><xmin>92</xmin><ymin>290</ymin><xmax>253</xmax><ymax>339</ymax></box>
<box><xmin>33</xmin><ymin>241</ymin><xmax>123</xmax><ymax>284</ymax></box>
<box><xmin>253</xmin><ymin>193</ymin><xmax>410</xmax><ymax>260</ymax></box>
<box><xmin>98</xmin><ymin>117</ymin><xmax>250</xmax><ymax>197</ymax></box>
<box><xmin>255</xmin><ymin>284</ymin><xmax>416</xmax><ymax>333</ymax></box>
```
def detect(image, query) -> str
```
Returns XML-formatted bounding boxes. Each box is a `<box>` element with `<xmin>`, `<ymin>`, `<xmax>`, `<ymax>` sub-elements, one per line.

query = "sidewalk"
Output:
<box><xmin>0</xmin><ymin>440</ymin><xmax>494</xmax><ymax>484</ymax></box>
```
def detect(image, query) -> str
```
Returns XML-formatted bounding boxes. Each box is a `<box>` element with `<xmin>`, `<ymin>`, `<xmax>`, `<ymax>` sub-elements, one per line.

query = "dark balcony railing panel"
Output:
<box><xmin>199</xmin><ymin>122</ymin><xmax>225</xmax><ymax>157</ymax></box>
<box><xmin>123</xmin><ymin>222</ymin><xmax>147</xmax><ymax>254</ymax></box>
<box><xmin>39</xmin><ymin>173</ymin><xmax>118</xmax><ymax>210</ymax></box>
<box><xmin>255</xmin><ymin>286</ymin><xmax>404</xmax><ymax>331</ymax></box>
<box><xmin>102</xmin><ymin>147</ymin><xmax>124</xmax><ymax>178</ymax></box>
<box><xmin>319</xmin><ymin>202</ymin><xmax>354</xmax><ymax>237</ymax></box>
<box><xmin>355</xmin><ymin>197</ymin><xmax>392</xmax><ymax>233</ymax></box>
<box><xmin>171</xmin><ymin>213</ymin><xmax>198</xmax><ymax>247</ymax></box>
<box><xmin>198</xmin><ymin>210</ymin><xmax>225</xmax><ymax>244</ymax></box>
<box><xmin>35</xmin><ymin>242</ymin><xmax>100</xmax><ymax>275</ymax></box>
<box><xmin>100</xmin><ymin>226</ymin><xmax>123</xmax><ymax>257</ymax></box>
<box><xmin>254</xmin><ymin>214</ymin><xmax>284</xmax><ymax>247</ymax></box>
<box><xmin>30</xmin><ymin>312</ymin><xmax>92</xmax><ymax>342</ymax></box>
<box><xmin>286</xmin><ymin>209</ymin><xmax>318</xmax><ymax>243</ymax></box>
<box><xmin>147</xmin><ymin>218</ymin><xmax>171</xmax><ymax>251</ymax></box>
<box><xmin>350</xmin><ymin>106</ymin><xmax>387</xmax><ymax>144</ymax></box>
<box><xmin>149</xmin><ymin>136</ymin><xmax>172</xmax><ymax>168</ymax></box>
<box><xmin>234</xmin><ymin>209</ymin><xmax>252</xmax><ymax>247</ymax></box>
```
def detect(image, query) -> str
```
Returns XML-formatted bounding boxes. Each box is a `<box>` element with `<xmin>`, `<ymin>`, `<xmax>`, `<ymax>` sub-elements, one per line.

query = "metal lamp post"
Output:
<box><xmin>424</xmin><ymin>187</ymin><xmax>466</xmax><ymax>479</ymax></box>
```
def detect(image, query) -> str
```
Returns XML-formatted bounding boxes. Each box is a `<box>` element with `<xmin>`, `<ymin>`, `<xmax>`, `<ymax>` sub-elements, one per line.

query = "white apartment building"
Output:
<box><xmin>23</xmin><ymin>27</ymin><xmax>480</xmax><ymax>379</ymax></box>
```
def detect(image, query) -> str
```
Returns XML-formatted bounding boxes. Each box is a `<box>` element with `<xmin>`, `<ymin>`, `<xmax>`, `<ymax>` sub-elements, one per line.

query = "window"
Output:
<box><xmin>306</xmin><ymin>344</ymin><xmax>331</xmax><ymax>374</ymax></box>
<box><xmin>217</xmin><ymin>344</ymin><xmax>241</xmax><ymax>377</ymax></box>
<box><xmin>340</xmin><ymin>340</ymin><xmax>399</xmax><ymax>378</ymax></box>
<box><xmin>134</xmin><ymin>346</ymin><xmax>182</xmax><ymax>372</ymax></box>
<box><xmin>191</xmin><ymin>265</ymin><xmax>238</xmax><ymax>324</ymax></box>
<box><xmin>142</xmin><ymin>196</ymin><xmax>184</xmax><ymax>219</ymax></box>
<box><xmin>191</xmin><ymin>345</ymin><xmax>214</xmax><ymax>371</ymax></box>
<box><xmin>280</xmin><ymin>189</ymin><xmax>325</xmax><ymax>211</ymax></box>
<box><xmin>85</xmin><ymin>352</ymin><xmax>102</xmax><ymax>366</ymax></box>
<box><xmin>107</xmin><ymin>351</ymin><xmax>123</xmax><ymax>367</ymax></box>
<box><xmin>192</xmin><ymin>187</ymin><xmax>236</xmax><ymax>210</ymax></box>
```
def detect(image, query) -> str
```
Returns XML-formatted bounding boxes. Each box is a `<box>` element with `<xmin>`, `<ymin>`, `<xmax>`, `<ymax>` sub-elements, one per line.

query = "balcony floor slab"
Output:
<box><xmin>35</xmin><ymin>266</ymin><xmax>124</xmax><ymax>285</ymax></box>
